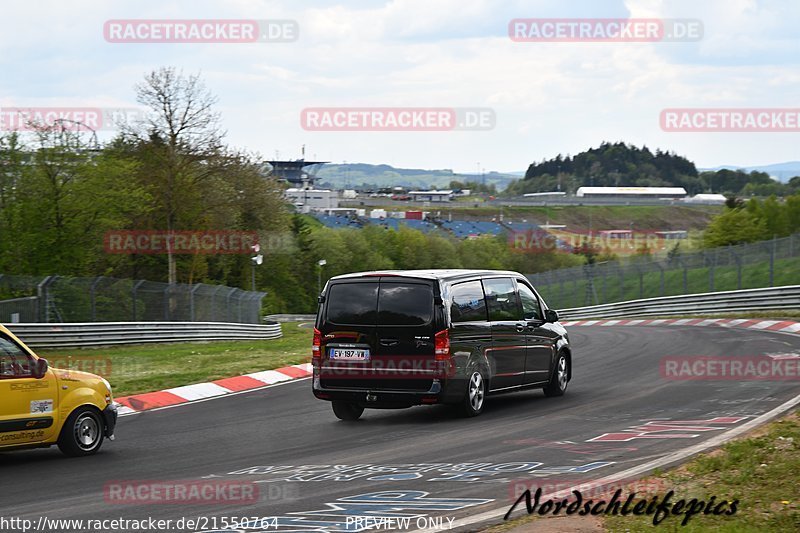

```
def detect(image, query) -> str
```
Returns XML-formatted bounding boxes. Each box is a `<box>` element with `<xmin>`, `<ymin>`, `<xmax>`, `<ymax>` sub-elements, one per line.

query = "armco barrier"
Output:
<box><xmin>557</xmin><ymin>285</ymin><xmax>800</xmax><ymax>320</ymax></box>
<box><xmin>6</xmin><ymin>321</ymin><xmax>282</xmax><ymax>349</ymax></box>
<box><xmin>264</xmin><ymin>314</ymin><xmax>316</xmax><ymax>322</ymax></box>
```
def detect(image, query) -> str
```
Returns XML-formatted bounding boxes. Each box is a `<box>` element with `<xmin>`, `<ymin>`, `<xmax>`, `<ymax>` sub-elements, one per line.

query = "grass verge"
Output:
<box><xmin>38</xmin><ymin>323</ymin><xmax>313</xmax><ymax>397</ymax></box>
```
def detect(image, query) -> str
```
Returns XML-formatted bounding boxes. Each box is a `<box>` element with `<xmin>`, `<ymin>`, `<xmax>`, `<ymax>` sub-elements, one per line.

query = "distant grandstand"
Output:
<box><xmin>311</xmin><ymin>212</ymin><xmax>540</xmax><ymax>239</ymax></box>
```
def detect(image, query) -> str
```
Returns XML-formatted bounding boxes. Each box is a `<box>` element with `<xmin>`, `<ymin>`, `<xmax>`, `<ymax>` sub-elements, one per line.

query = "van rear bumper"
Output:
<box><xmin>313</xmin><ymin>375</ymin><xmax>466</xmax><ymax>407</ymax></box>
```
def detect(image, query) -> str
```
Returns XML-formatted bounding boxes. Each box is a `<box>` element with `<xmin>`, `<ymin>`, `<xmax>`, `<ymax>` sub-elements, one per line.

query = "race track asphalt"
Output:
<box><xmin>1</xmin><ymin>324</ymin><xmax>799</xmax><ymax>532</ymax></box>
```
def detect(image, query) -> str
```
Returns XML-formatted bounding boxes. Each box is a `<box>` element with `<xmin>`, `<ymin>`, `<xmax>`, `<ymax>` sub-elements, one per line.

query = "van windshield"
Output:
<box><xmin>326</xmin><ymin>281</ymin><xmax>432</xmax><ymax>326</ymax></box>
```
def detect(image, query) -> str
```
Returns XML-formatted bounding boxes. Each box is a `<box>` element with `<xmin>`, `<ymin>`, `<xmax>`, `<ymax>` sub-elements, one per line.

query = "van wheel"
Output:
<box><xmin>332</xmin><ymin>401</ymin><xmax>364</xmax><ymax>421</ymax></box>
<box><xmin>462</xmin><ymin>370</ymin><xmax>486</xmax><ymax>417</ymax></box>
<box><xmin>57</xmin><ymin>407</ymin><xmax>104</xmax><ymax>457</ymax></box>
<box><xmin>543</xmin><ymin>353</ymin><xmax>569</xmax><ymax>397</ymax></box>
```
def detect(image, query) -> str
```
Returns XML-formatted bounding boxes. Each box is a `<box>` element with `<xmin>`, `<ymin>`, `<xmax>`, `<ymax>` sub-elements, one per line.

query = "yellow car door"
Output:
<box><xmin>0</xmin><ymin>332</ymin><xmax>59</xmax><ymax>447</ymax></box>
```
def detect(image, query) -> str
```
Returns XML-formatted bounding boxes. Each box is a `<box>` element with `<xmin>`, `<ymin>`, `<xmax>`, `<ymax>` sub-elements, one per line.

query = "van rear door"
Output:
<box><xmin>375</xmin><ymin>280</ymin><xmax>436</xmax><ymax>385</ymax></box>
<box><xmin>319</xmin><ymin>277</ymin><xmax>436</xmax><ymax>391</ymax></box>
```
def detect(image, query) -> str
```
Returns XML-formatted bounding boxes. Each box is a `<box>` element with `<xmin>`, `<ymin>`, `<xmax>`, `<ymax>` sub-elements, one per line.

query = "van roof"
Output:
<box><xmin>328</xmin><ymin>269</ymin><xmax>525</xmax><ymax>283</ymax></box>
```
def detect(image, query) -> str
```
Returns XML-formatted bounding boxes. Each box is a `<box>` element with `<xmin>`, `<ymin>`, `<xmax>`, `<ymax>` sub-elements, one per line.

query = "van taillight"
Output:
<box><xmin>312</xmin><ymin>328</ymin><xmax>322</xmax><ymax>360</ymax></box>
<box><xmin>434</xmin><ymin>329</ymin><xmax>450</xmax><ymax>360</ymax></box>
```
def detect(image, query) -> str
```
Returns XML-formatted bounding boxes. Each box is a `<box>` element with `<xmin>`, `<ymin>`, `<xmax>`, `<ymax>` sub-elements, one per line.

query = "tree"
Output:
<box><xmin>703</xmin><ymin>208</ymin><xmax>767</xmax><ymax>247</ymax></box>
<box><xmin>123</xmin><ymin>67</ymin><xmax>226</xmax><ymax>285</ymax></box>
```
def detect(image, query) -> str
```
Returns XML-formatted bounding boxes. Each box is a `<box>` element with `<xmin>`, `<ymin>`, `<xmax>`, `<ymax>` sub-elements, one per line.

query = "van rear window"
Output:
<box><xmin>378</xmin><ymin>283</ymin><xmax>433</xmax><ymax>326</ymax></box>
<box><xmin>325</xmin><ymin>281</ymin><xmax>433</xmax><ymax>326</ymax></box>
<box><xmin>326</xmin><ymin>282</ymin><xmax>378</xmax><ymax>324</ymax></box>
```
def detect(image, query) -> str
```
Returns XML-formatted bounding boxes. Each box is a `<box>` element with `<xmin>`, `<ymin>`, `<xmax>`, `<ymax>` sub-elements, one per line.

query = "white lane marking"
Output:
<box><xmin>420</xmin><ymin>390</ymin><xmax>800</xmax><ymax>533</ymax></box>
<box><xmin>781</xmin><ymin>323</ymin><xmax>800</xmax><ymax>333</ymax></box>
<box><xmin>164</xmin><ymin>382</ymin><xmax>231</xmax><ymax>401</ymax></box>
<box><xmin>247</xmin><ymin>370</ymin><xmax>295</xmax><ymax>384</ymax></box>
<box><xmin>601</xmin><ymin>320</ymin><xmax>621</xmax><ymax>326</ymax></box>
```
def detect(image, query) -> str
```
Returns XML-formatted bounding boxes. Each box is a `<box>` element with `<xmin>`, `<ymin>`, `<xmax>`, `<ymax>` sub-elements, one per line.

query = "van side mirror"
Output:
<box><xmin>544</xmin><ymin>309</ymin><xmax>559</xmax><ymax>323</ymax></box>
<box><xmin>33</xmin><ymin>358</ymin><xmax>49</xmax><ymax>379</ymax></box>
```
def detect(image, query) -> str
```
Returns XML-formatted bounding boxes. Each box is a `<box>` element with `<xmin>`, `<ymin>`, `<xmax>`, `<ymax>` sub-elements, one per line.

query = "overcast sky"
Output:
<box><xmin>1</xmin><ymin>0</ymin><xmax>798</xmax><ymax>173</ymax></box>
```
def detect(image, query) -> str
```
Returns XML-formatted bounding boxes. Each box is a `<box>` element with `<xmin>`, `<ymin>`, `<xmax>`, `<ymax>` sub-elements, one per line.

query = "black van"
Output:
<box><xmin>311</xmin><ymin>269</ymin><xmax>571</xmax><ymax>420</ymax></box>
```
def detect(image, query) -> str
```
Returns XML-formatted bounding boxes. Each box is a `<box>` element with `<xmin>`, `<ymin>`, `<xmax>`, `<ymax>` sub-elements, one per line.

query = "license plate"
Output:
<box><xmin>329</xmin><ymin>348</ymin><xmax>370</xmax><ymax>361</ymax></box>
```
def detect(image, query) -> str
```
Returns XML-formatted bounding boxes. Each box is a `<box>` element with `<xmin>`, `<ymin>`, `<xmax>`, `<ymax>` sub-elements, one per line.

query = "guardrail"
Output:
<box><xmin>6</xmin><ymin>321</ymin><xmax>283</xmax><ymax>349</ymax></box>
<box><xmin>265</xmin><ymin>314</ymin><xmax>316</xmax><ymax>323</ymax></box>
<box><xmin>557</xmin><ymin>285</ymin><xmax>800</xmax><ymax>320</ymax></box>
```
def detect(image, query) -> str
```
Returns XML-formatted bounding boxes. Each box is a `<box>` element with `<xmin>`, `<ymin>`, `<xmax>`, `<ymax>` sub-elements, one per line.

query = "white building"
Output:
<box><xmin>576</xmin><ymin>186</ymin><xmax>687</xmax><ymax>199</ymax></box>
<box><xmin>285</xmin><ymin>188</ymin><xmax>339</xmax><ymax>213</ymax></box>
<box><xmin>408</xmin><ymin>190</ymin><xmax>453</xmax><ymax>203</ymax></box>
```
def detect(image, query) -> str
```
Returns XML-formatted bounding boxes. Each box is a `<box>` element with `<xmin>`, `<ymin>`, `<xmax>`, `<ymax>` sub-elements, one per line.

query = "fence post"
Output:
<box><xmin>190</xmin><ymin>284</ymin><xmax>202</xmax><ymax>322</ymax></box>
<box><xmin>708</xmin><ymin>251</ymin><xmax>715</xmax><ymax>292</ymax></box>
<box><xmin>36</xmin><ymin>276</ymin><xmax>56</xmax><ymax>323</ymax></box>
<box><xmin>730</xmin><ymin>246</ymin><xmax>742</xmax><ymax>290</ymax></box>
<box><xmin>770</xmin><ymin>235</ymin><xmax>776</xmax><ymax>287</ymax></box>
<box><xmin>163</xmin><ymin>285</ymin><xmax>171</xmax><ymax>321</ymax></box>
<box><xmin>226</xmin><ymin>288</ymin><xmax>237</xmax><ymax>323</ymax></box>
<box><xmin>131</xmin><ymin>280</ymin><xmax>144</xmax><ymax>321</ymax></box>
<box><xmin>90</xmin><ymin>276</ymin><xmax>104</xmax><ymax>321</ymax></box>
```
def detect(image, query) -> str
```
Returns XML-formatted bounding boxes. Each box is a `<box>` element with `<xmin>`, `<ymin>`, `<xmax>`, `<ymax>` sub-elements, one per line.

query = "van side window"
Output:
<box><xmin>0</xmin><ymin>334</ymin><xmax>33</xmax><ymax>378</ymax></box>
<box><xmin>482</xmin><ymin>278</ymin><xmax>521</xmax><ymax>321</ymax></box>
<box><xmin>450</xmin><ymin>281</ymin><xmax>487</xmax><ymax>322</ymax></box>
<box><xmin>517</xmin><ymin>282</ymin><xmax>543</xmax><ymax>321</ymax></box>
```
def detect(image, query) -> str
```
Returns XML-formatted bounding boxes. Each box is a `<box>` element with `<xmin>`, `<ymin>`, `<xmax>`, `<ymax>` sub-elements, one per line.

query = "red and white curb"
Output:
<box><xmin>115</xmin><ymin>363</ymin><xmax>312</xmax><ymax>415</ymax></box>
<box><xmin>561</xmin><ymin>317</ymin><xmax>800</xmax><ymax>334</ymax></box>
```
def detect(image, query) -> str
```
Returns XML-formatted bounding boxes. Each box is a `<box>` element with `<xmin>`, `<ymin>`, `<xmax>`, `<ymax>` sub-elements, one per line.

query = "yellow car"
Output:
<box><xmin>0</xmin><ymin>324</ymin><xmax>117</xmax><ymax>456</ymax></box>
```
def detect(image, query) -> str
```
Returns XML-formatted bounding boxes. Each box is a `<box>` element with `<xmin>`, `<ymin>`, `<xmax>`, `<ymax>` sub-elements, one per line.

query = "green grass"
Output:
<box><xmin>539</xmin><ymin>256</ymin><xmax>800</xmax><ymax>309</ymax></box>
<box><xmin>602</xmin><ymin>412</ymin><xmax>800</xmax><ymax>532</ymax></box>
<box><xmin>38</xmin><ymin>323</ymin><xmax>313</xmax><ymax>397</ymax></box>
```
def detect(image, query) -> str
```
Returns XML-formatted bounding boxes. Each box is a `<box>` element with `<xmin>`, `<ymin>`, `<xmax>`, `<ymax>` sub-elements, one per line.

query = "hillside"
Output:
<box><xmin>314</xmin><ymin>163</ymin><xmax>517</xmax><ymax>191</ymax></box>
<box><xmin>507</xmin><ymin>142</ymin><xmax>795</xmax><ymax>197</ymax></box>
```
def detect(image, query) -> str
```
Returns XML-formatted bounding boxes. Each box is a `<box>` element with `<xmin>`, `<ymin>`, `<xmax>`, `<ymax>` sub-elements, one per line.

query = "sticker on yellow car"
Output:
<box><xmin>30</xmin><ymin>399</ymin><xmax>53</xmax><ymax>414</ymax></box>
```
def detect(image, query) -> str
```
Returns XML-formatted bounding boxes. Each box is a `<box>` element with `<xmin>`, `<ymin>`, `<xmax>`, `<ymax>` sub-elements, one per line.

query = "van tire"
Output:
<box><xmin>461</xmin><ymin>369</ymin><xmax>486</xmax><ymax>417</ymax></box>
<box><xmin>332</xmin><ymin>401</ymin><xmax>364</xmax><ymax>421</ymax></box>
<box><xmin>543</xmin><ymin>352</ymin><xmax>569</xmax><ymax>397</ymax></box>
<box><xmin>57</xmin><ymin>406</ymin><xmax>104</xmax><ymax>457</ymax></box>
